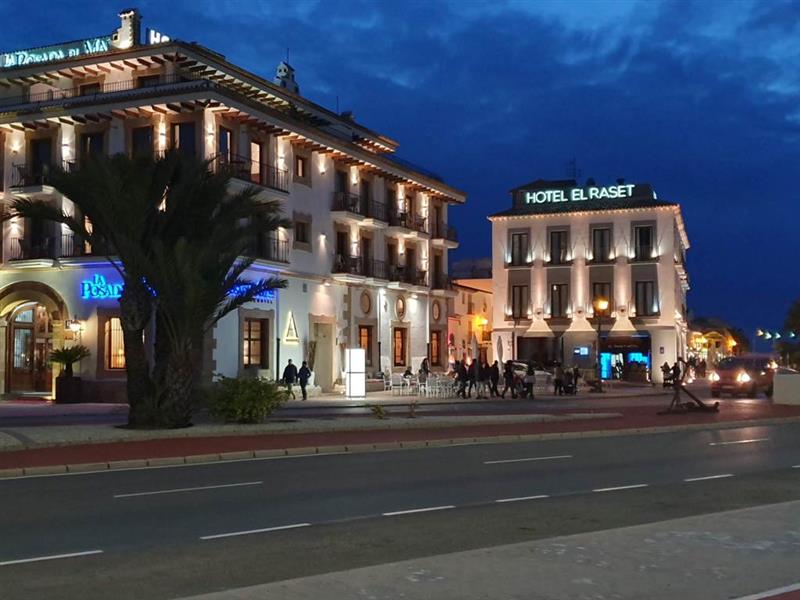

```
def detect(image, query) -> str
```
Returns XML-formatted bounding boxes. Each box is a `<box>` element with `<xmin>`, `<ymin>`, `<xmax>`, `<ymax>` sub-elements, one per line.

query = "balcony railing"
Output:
<box><xmin>215</xmin><ymin>154</ymin><xmax>289</xmax><ymax>193</ymax></box>
<box><xmin>11</xmin><ymin>161</ymin><xmax>75</xmax><ymax>187</ymax></box>
<box><xmin>10</xmin><ymin>237</ymin><xmax>53</xmax><ymax>260</ymax></box>
<box><xmin>388</xmin><ymin>211</ymin><xmax>428</xmax><ymax>234</ymax></box>
<box><xmin>431</xmin><ymin>223</ymin><xmax>457</xmax><ymax>242</ymax></box>
<box><xmin>251</xmin><ymin>235</ymin><xmax>289</xmax><ymax>263</ymax></box>
<box><xmin>332</xmin><ymin>255</ymin><xmax>389</xmax><ymax>279</ymax></box>
<box><xmin>389</xmin><ymin>264</ymin><xmax>427</xmax><ymax>286</ymax></box>
<box><xmin>432</xmin><ymin>274</ymin><xmax>453</xmax><ymax>291</ymax></box>
<box><xmin>331</xmin><ymin>192</ymin><xmax>387</xmax><ymax>221</ymax></box>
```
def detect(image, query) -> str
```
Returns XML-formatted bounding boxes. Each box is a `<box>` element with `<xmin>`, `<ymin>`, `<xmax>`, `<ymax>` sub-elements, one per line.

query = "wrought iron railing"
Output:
<box><xmin>432</xmin><ymin>274</ymin><xmax>453</xmax><ymax>290</ymax></box>
<box><xmin>431</xmin><ymin>223</ymin><xmax>457</xmax><ymax>241</ymax></box>
<box><xmin>9</xmin><ymin>236</ymin><xmax>53</xmax><ymax>260</ymax></box>
<box><xmin>251</xmin><ymin>235</ymin><xmax>289</xmax><ymax>263</ymax></box>
<box><xmin>331</xmin><ymin>191</ymin><xmax>387</xmax><ymax>221</ymax></box>
<box><xmin>388</xmin><ymin>264</ymin><xmax>427</xmax><ymax>286</ymax></box>
<box><xmin>215</xmin><ymin>153</ymin><xmax>289</xmax><ymax>193</ymax></box>
<box><xmin>388</xmin><ymin>211</ymin><xmax>427</xmax><ymax>233</ymax></box>
<box><xmin>11</xmin><ymin>160</ymin><xmax>75</xmax><ymax>187</ymax></box>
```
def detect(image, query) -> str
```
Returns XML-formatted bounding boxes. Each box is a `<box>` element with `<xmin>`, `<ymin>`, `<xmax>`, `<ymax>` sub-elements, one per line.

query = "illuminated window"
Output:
<box><xmin>592</xmin><ymin>282</ymin><xmax>611</xmax><ymax>307</ymax></box>
<box><xmin>510</xmin><ymin>232</ymin><xmax>529</xmax><ymax>266</ymax></box>
<box><xmin>634</xmin><ymin>226</ymin><xmax>653</xmax><ymax>260</ymax></box>
<box><xmin>295</xmin><ymin>155</ymin><xmax>306</xmax><ymax>178</ymax></box>
<box><xmin>243</xmin><ymin>318</ymin><xmax>268</xmax><ymax>368</ymax></box>
<box><xmin>511</xmin><ymin>285</ymin><xmax>528</xmax><ymax>319</ymax></box>
<box><xmin>592</xmin><ymin>228</ymin><xmax>611</xmax><ymax>262</ymax></box>
<box><xmin>549</xmin><ymin>230</ymin><xmax>569</xmax><ymax>264</ymax></box>
<box><xmin>393</xmin><ymin>328</ymin><xmax>407</xmax><ymax>367</ymax></box>
<box><xmin>550</xmin><ymin>284</ymin><xmax>569</xmax><ymax>318</ymax></box>
<box><xmin>635</xmin><ymin>281</ymin><xmax>658</xmax><ymax>316</ymax></box>
<box><xmin>218</xmin><ymin>126</ymin><xmax>233</xmax><ymax>162</ymax></box>
<box><xmin>250</xmin><ymin>142</ymin><xmax>262</xmax><ymax>184</ymax></box>
<box><xmin>359</xmin><ymin>325</ymin><xmax>373</xmax><ymax>367</ymax></box>
<box><xmin>430</xmin><ymin>330</ymin><xmax>441</xmax><ymax>366</ymax></box>
<box><xmin>104</xmin><ymin>317</ymin><xmax>126</xmax><ymax>369</ymax></box>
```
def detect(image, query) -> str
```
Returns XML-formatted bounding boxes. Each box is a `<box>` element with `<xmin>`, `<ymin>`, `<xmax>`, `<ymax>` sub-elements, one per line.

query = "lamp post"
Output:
<box><xmin>594</xmin><ymin>298</ymin><xmax>609</xmax><ymax>392</ymax></box>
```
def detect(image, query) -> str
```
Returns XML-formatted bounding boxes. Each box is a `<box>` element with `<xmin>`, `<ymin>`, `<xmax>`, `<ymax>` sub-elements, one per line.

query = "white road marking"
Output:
<box><xmin>792</xmin><ymin>465</ymin><xmax>800</xmax><ymax>469</ymax></box>
<box><xmin>383</xmin><ymin>505</ymin><xmax>455</xmax><ymax>516</ymax></box>
<box><xmin>684</xmin><ymin>474</ymin><xmax>733</xmax><ymax>482</ymax></box>
<box><xmin>114</xmin><ymin>481</ymin><xmax>262</xmax><ymax>498</ymax></box>
<box><xmin>0</xmin><ymin>550</ymin><xmax>103</xmax><ymax>567</ymax></box>
<box><xmin>200</xmin><ymin>523</ymin><xmax>310</xmax><ymax>540</ymax></box>
<box><xmin>592</xmin><ymin>484</ymin><xmax>649</xmax><ymax>493</ymax></box>
<box><xmin>484</xmin><ymin>454</ymin><xmax>572</xmax><ymax>465</ymax></box>
<box><xmin>732</xmin><ymin>581</ymin><xmax>800</xmax><ymax>599</ymax></box>
<box><xmin>495</xmin><ymin>494</ymin><xmax>550</xmax><ymax>503</ymax></box>
<box><xmin>709</xmin><ymin>438</ymin><xmax>768</xmax><ymax>446</ymax></box>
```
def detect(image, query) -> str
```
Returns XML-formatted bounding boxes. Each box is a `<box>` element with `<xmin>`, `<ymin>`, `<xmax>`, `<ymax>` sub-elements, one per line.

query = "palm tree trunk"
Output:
<box><xmin>119</xmin><ymin>280</ymin><xmax>155</xmax><ymax>426</ymax></box>
<box><xmin>163</xmin><ymin>346</ymin><xmax>197</xmax><ymax>428</ymax></box>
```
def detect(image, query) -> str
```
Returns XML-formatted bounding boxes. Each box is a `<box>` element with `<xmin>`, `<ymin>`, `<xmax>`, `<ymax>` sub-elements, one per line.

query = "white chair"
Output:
<box><xmin>383</xmin><ymin>373</ymin><xmax>393</xmax><ymax>392</ymax></box>
<box><xmin>390</xmin><ymin>374</ymin><xmax>404</xmax><ymax>396</ymax></box>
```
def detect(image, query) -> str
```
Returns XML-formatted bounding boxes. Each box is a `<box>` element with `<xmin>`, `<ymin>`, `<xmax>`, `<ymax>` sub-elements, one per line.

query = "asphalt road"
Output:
<box><xmin>1</xmin><ymin>421</ymin><xmax>799</xmax><ymax>599</ymax></box>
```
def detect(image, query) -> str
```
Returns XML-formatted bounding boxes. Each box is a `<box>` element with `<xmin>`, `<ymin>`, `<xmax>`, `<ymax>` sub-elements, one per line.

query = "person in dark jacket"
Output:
<box><xmin>456</xmin><ymin>360</ymin><xmax>468</xmax><ymax>398</ymax></box>
<box><xmin>282</xmin><ymin>359</ymin><xmax>298</xmax><ymax>399</ymax></box>
<box><xmin>467</xmin><ymin>360</ymin><xmax>477</xmax><ymax>398</ymax></box>
<box><xmin>500</xmin><ymin>360</ymin><xmax>516</xmax><ymax>399</ymax></box>
<box><xmin>298</xmin><ymin>361</ymin><xmax>312</xmax><ymax>401</ymax></box>
<box><xmin>489</xmin><ymin>360</ymin><xmax>500</xmax><ymax>397</ymax></box>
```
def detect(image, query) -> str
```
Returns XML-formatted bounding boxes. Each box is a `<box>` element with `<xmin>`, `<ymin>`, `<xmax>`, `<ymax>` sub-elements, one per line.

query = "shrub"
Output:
<box><xmin>50</xmin><ymin>344</ymin><xmax>91</xmax><ymax>377</ymax></box>
<box><xmin>208</xmin><ymin>376</ymin><xmax>288</xmax><ymax>424</ymax></box>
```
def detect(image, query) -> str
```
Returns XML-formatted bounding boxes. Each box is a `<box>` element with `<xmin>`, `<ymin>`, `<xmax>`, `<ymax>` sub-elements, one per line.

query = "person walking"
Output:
<box><xmin>523</xmin><ymin>363</ymin><xmax>536</xmax><ymax>399</ymax></box>
<box><xmin>456</xmin><ymin>360</ymin><xmax>468</xmax><ymax>399</ymax></box>
<box><xmin>489</xmin><ymin>360</ymin><xmax>500</xmax><ymax>398</ymax></box>
<box><xmin>500</xmin><ymin>360</ymin><xmax>516</xmax><ymax>399</ymax></box>
<box><xmin>671</xmin><ymin>361</ymin><xmax>682</xmax><ymax>388</ymax></box>
<box><xmin>298</xmin><ymin>361</ymin><xmax>312</xmax><ymax>401</ymax></box>
<box><xmin>467</xmin><ymin>359</ymin><xmax>477</xmax><ymax>398</ymax></box>
<box><xmin>554</xmin><ymin>363</ymin><xmax>565</xmax><ymax>396</ymax></box>
<box><xmin>572</xmin><ymin>365</ymin><xmax>580</xmax><ymax>395</ymax></box>
<box><xmin>282</xmin><ymin>359</ymin><xmax>298</xmax><ymax>399</ymax></box>
<box><xmin>661</xmin><ymin>361</ymin><xmax>671</xmax><ymax>387</ymax></box>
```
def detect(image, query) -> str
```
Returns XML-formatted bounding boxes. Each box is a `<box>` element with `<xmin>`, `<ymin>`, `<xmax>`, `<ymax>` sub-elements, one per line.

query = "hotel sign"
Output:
<box><xmin>525</xmin><ymin>184</ymin><xmax>636</xmax><ymax>205</ymax></box>
<box><xmin>2</xmin><ymin>36</ymin><xmax>112</xmax><ymax>68</ymax></box>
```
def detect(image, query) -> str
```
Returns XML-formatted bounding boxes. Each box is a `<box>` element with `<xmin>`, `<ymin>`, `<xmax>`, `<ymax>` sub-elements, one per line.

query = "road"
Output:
<box><xmin>1</xmin><ymin>420</ymin><xmax>799</xmax><ymax>599</ymax></box>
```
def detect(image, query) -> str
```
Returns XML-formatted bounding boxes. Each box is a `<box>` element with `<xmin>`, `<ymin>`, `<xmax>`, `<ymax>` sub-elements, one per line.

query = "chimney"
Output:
<box><xmin>112</xmin><ymin>8</ymin><xmax>142</xmax><ymax>50</ymax></box>
<box><xmin>274</xmin><ymin>61</ymin><xmax>300</xmax><ymax>95</ymax></box>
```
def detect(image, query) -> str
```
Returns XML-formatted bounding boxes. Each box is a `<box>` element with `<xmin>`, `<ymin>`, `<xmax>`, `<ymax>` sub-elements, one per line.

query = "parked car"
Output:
<box><xmin>708</xmin><ymin>355</ymin><xmax>777</xmax><ymax>398</ymax></box>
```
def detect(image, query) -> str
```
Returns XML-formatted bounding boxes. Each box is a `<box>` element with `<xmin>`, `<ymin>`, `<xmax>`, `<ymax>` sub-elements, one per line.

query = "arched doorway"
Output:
<box><xmin>0</xmin><ymin>282</ymin><xmax>69</xmax><ymax>396</ymax></box>
<box><xmin>8</xmin><ymin>302</ymin><xmax>53</xmax><ymax>392</ymax></box>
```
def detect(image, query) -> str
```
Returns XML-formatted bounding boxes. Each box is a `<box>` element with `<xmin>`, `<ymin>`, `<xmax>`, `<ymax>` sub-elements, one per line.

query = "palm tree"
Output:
<box><xmin>7</xmin><ymin>152</ymin><xmax>289</xmax><ymax>427</ymax></box>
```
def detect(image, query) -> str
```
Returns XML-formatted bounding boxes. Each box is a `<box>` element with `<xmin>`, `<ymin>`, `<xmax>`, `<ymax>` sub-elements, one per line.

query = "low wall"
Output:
<box><xmin>774</xmin><ymin>373</ymin><xmax>800</xmax><ymax>405</ymax></box>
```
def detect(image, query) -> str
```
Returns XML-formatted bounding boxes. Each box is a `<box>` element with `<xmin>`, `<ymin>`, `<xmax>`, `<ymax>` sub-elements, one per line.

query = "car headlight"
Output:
<box><xmin>736</xmin><ymin>372</ymin><xmax>751</xmax><ymax>383</ymax></box>
<box><xmin>708</xmin><ymin>372</ymin><xmax>720</xmax><ymax>382</ymax></box>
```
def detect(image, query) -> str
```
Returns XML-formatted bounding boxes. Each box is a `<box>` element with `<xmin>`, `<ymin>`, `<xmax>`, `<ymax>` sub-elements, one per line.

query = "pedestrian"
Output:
<box><xmin>572</xmin><ymin>365</ymin><xmax>580</xmax><ymax>395</ymax></box>
<box><xmin>282</xmin><ymin>358</ymin><xmax>298</xmax><ymax>399</ymax></box>
<box><xmin>661</xmin><ymin>361</ymin><xmax>671</xmax><ymax>388</ymax></box>
<box><xmin>467</xmin><ymin>359</ymin><xmax>477</xmax><ymax>398</ymax></box>
<box><xmin>420</xmin><ymin>357</ymin><xmax>430</xmax><ymax>376</ymax></box>
<box><xmin>475</xmin><ymin>361</ymin><xmax>488</xmax><ymax>399</ymax></box>
<box><xmin>671</xmin><ymin>361</ymin><xmax>681</xmax><ymax>388</ymax></box>
<box><xmin>456</xmin><ymin>360</ymin><xmax>468</xmax><ymax>398</ymax></box>
<box><xmin>523</xmin><ymin>363</ymin><xmax>536</xmax><ymax>399</ymax></box>
<box><xmin>563</xmin><ymin>369</ymin><xmax>574</xmax><ymax>395</ymax></box>
<box><xmin>489</xmin><ymin>360</ymin><xmax>500</xmax><ymax>397</ymax></box>
<box><xmin>554</xmin><ymin>363</ymin><xmax>565</xmax><ymax>396</ymax></box>
<box><xmin>298</xmin><ymin>360</ymin><xmax>312</xmax><ymax>401</ymax></box>
<box><xmin>500</xmin><ymin>360</ymin><xmax>516</xmax><ymax>399</ymax></box>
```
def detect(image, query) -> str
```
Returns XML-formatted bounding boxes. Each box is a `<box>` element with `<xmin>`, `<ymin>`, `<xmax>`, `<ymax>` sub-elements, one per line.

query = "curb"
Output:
<box><xmin>2</xmin><ymin>415</ymin><xmax>800</xmax><ymax>479</ymax></box>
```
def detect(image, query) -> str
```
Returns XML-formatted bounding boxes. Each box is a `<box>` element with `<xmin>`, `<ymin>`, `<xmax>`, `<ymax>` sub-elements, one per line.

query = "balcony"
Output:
<box><xmin>430</xmin><ymin>223</ymin><xmax>458</xmax><ymax>248</ymax></box>
<box><xmin>216</xmin><ymin>154</ymin><xmax>289</xmax><ymax>194</ymax></box>
<box><xmin>505</xmin><ymin>255</ymin><xmax>532</xmax><ymax>269</ymax></box>
<box><xmin>9</xmin><ymin>237</ymin><xmax>54</xmax><ymax>261</ymax></box>
<box><xmin>332</xmin><ymin>255</ymin><xmax>389</xmax><ymax>282</ymax></box>
<box><xmin>387</xmin><ymin>211</ymin><xmax>429</xmax><ymax>238</ymax></box>
<box><xmin>331</xmin><ymin>192</ymin><xmax>387</xmax><ymax>228</ymax></box>
<box><xmin>250</xmin><ymin>234</ymin><xmax>289</xmax><ymax>264</ymax></box>
<box><xmin>388</xmin><ymin>264</ymin><xmax>427</xmax><ymax>289</ymax></box>
<box><xmin>11</xmin><ymin>161</ymin><xmax>75</xmax><ymax>189</ymax></box>
<box><xmin>431</xmin><ymin>273</ymin><xmax>457</xmax><ymax>297</ymax></box>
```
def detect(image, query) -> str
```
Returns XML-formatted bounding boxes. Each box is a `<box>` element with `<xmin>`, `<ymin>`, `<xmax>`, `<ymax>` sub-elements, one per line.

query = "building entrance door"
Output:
<box><xmin>312</xmin><ymin>322</ymin><xmax>334</xmax><ymax>392</ymax></box>
<box><xmin>8</xmin><ymin>303</ymin><xmax>53</xmax><ymax>393</ymax></box>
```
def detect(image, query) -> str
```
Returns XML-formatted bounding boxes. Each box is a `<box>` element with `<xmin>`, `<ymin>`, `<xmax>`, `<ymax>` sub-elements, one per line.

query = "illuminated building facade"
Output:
<box><xmin>489</xmin><ymin>179</ymin><xmax>690</xmax><ymax>383</ymax></box>
<box><xmin>0</xmin><ymin>10</ymin><xmax>463</xmax><ymax>398</ymax></box>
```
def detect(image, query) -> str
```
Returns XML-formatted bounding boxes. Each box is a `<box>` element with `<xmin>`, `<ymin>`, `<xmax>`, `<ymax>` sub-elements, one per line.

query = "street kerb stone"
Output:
<box><xmin>0</xmin><ymin>467</ymin><xmax>24</xmax><ymax>478</ymax></box>
<box><xmin>185</xmin><ymin>453</ymin><xmax>222</xmax><ymax>464</ymax></box>
<box><xmin>344</xmin><ymin>443</ymin><xmax>375</xmax><ymax>454</ymax></box>
<box><xmin>253</xmin><ymin>448</ymin><xmax>288</xmax><ymax>458</ymax></box>
<box><xmin>399</xmin><ymin>440</ymin><xmax>429</xmax><ymax>449</ymax></box>
<box><xmin>147</xmin><ymin>456</ymin><xmax>186</xmax><ymax>467</ymax></box>
<box><xmin>314</xmin><ymin>445</ymin><xmax>347</xmax><ymax>455</ymax></box>
<box><xmin>372</xmin><ymin>442</ymin><xmax>403</xmax><ymax>451</ymax></box>
<box><xmin>23</xmin><ymin>464</ymin><xmax>68</xmax><ymax>476</ymax></box>
<box><xmin>66</xmin><ymin>462</ymin><xmax>109</xmax><ymax>473</ymax></box>
<box><xmin>219</xmin><ymin>451</ymin><xmax>255</xmax><ymax>461</ymax></box>
<box><xmin>108</xmin><ymin>459</ymin><xmax>149</xmax><ymax>470</ymax></box>
<box><xmin>285</xmin><ymin>446</ymin><xmax>318</xmax><ymax>456</ymax></box>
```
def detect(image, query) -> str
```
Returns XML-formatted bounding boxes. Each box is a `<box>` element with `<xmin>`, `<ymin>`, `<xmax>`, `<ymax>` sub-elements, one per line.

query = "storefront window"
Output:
<box><xmin>359</xmin><ymin>325</ymin><xmax>373</xmax><ymax>367</ymax></box>
<box><xmin>393</xmin><ymin>328</ymin><xmax>407</xmax><ymax>367</ymax></box>
<box><xmin>104</xmin><ymin>317</ymin><xmax>126</xmax><ymax>369</ymax></box>
<box><xmin>243</xmin><ymin>318</ymin><xmax>267</xmax><ymax>368</ymax></box>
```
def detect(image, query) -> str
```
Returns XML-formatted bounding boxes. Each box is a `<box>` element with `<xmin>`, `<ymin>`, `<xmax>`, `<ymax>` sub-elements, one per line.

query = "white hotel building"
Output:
<box><xmin>489</xmin><ymin>179</ymin><xmax>690</xmax><ymax>383</ymax></box>
<box><xmin>0</xmin><ymin>10</ymin><xmax>463</xmax><ymax>399</ymax></box>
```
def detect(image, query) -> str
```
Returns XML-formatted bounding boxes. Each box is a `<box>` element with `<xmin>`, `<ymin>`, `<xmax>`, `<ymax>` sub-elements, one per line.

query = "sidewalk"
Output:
<box><xmin>2</xmin><ymin>399</ymin><xmax>800</xmax><ymax>475</ymax></box>
<box><xmin>177</xmin><ymin>499</ymin><xmax>800</xmax><ymax>600</ymax></box>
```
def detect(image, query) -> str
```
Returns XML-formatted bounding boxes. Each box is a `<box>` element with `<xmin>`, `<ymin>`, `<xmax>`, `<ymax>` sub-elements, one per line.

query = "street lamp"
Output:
<box><xmin>594</xmin><ymin>298</ymin><xmax>609</xmax><ymax>392</ymax></box>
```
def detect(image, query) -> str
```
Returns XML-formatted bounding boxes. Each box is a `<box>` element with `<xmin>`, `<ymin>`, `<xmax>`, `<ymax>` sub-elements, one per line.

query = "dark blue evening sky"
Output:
<box><xmin>3</xmin><ymin>0</ymin><xmax>798</xmax><ymax>344</ymax></box>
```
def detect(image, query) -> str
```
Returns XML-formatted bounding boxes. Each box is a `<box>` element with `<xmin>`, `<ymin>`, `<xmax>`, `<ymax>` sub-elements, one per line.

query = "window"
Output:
<box><xmin>295</xmin><ymin>155</ymin><xmax>306</xmax><ymax>178</ymax></box>
<box><xmin>635</xmin><ymin>281</ymin><xmax>658</xmax><ymax>316</ymax></box>
<box><xmin>171</xmin><ymin>122</ymin><xmax>196</xmax><ymax>157</ymax></box>
<box><xmin>549</xmin><ymin>230</ymin><xmax>568</xmax><ymax>264</ymax></box>
<box><xmin>393</xmin><ymin>328</ymin><xmax>407</xmax><ymax>367</ymax></box>
<box><xmin>634</xmin><ymin>225</ymin><xmax>654</xmax><ymax>260</ymax></box>
<box><xmin>550</xmin><ymin>283</ymin><xmax>569</xmax><ymax>318</ymax></box>
<box><xmin>243</xmin><ymin>318</ymin><xmax>268</xmax><ymax>368</ymax></box>
<box><xmin>250</xmin><ymin>141</ymin><xmax>262</xmax><ymax>184</ymax></box>
<box><xmin>137</xmin><ymin>75</ymin><xmax>160</xmax><ymax>88</ymax></box>
<box><xmin>511</xmin><ymin>285</ymin><xmax>529</xmax><ymax>319</ymax></box>
<box><xmin>80</xmin><ymin>132</ymin><xmax>104</xmax><ymax>161</ymax></box>
<box><xmin>592</xmin><ymin>228</ymin><xmax>611</xmax><ymax>262</ymax></box>
<box><xmin>79</xmin><ymin>82</ymin><xmax>101</xmax><ymax>96</ymax></box>
<box><xmin>335</xmin><ymin>170</ymin><xmax>348</xmax><ymax>193</ymax></box>
<box><xmin>510</xmin><ymin>232</ymin><xmax>529</xmax><ymax>266</ymax></box>
<box><xmin>294</xmin><ymin>221</ymin><xmax>309</xmax><ymax>244</ymax></box>
<box><xmin>430</xmin><ymin>330</ymin><xmax>441</xmax><ymax>366</ymax></box>
<box><xmin>359</xmin><ymin>325</ymin><xmax>373</xmax><ymax>367</ymax></box>
<box><xmin>218</xmin><ymin>126</ymin><xmax>233</xmax><ymax>162</ymax></box>
<box><xmin>592</xmin><ymin>282</ymin><xmax>612</xmax><ymax>308</ymax></box>
<box><xmin>104</xmin><ymin>317</ymin><xmax>126</xmax><ymax>369</ymax></box>
<box><xmin>131</xmin><ymin>126</ymin><xmax>153</xmax><ymax>157</ymax></box>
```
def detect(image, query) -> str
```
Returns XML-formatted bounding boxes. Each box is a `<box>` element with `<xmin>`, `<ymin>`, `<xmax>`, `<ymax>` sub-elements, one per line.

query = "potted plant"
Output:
<box><xmin>50</xmin><ymin>344</ymin><xmax>91</xmax><ymax>404</ymax></box>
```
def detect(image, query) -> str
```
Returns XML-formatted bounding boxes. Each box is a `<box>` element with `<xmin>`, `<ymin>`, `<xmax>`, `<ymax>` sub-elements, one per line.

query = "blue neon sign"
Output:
<box><xmin>81</xmin><ymin>274</ymin><xmax>123</xmax><ymax>300</ymax></box>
